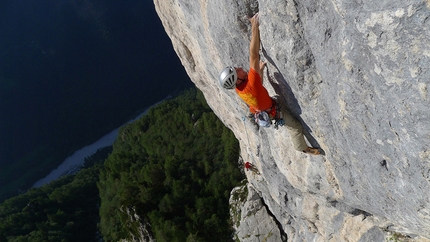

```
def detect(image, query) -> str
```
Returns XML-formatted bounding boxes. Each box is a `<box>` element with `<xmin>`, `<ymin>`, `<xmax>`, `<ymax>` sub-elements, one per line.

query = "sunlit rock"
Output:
<box><xmin>154</xmin><ymin>0</ymin><xmax>430</xmax><ymax>241</ymax></box>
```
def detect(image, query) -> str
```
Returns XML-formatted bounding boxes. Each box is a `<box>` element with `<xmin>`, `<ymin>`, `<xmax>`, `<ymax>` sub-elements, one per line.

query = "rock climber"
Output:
<box><xmin>244</xmin><ymin>161</ymin><xmax>260</xmax><ymax>174</ymax></box>
<box><xmin>218</xmin><ymin>13</ymin><xmax>320</xmax><ymax>155</ymax></box>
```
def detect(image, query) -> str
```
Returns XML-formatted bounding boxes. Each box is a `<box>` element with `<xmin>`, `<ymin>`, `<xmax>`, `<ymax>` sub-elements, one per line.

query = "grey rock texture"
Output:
<box><xmin>154</xmin><ymin>0</ymin><xmax>430</xmax><ymax>241</ymax></box>
<box><xmin>230</xmin><ymin>182</ymin><xmax>286</xmax><ymax>242</ymax></box>
<box><xmin>121</xmin><ymin>207</ymin><xmax>155</xmax><ymax>242</ymax></box>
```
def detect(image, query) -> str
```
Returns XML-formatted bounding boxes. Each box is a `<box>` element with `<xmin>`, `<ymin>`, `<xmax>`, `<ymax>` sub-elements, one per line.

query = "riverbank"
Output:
<box><xmin>33</xmin><ymin>97</ymin><xmax>169</xmax><ymax>188</ymax></box>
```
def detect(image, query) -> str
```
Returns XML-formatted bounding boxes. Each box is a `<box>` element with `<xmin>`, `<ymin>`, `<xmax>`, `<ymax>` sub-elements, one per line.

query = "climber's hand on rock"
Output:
<box><xmin>260</xmin><ymin>60</ymin><xmax>266</xmax><ymax>70</ymax></box>
<box><xmin>249</xmin><ymin>13</ymin><xmax>259</xmax><ymax>27</ymax></box>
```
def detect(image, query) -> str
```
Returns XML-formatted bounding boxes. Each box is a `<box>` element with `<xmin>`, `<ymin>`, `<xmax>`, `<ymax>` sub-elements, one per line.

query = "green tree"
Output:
<box><xmin>0</xmin><ymin>148</ymin><xmax>108</xmax><ymax>242</ymax></box>
<box><xmin>98</xmin><ymin>88</ymin><xmax>243</xmax><ymax>241</ymax></box>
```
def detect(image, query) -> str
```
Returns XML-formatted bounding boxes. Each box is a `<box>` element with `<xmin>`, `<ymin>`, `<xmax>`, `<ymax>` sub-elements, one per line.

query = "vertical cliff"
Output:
<box><xmin>154</xmin><ymin>0</ymin><xmax>430</xmax><ymax>241</ymax></box>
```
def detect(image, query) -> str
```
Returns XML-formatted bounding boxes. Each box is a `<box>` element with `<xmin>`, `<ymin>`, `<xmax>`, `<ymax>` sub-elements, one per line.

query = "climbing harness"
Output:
<box><xmin>253</xmin><ymin>99</ymin><xmax>285</xmax><ymax>129</ymax></box>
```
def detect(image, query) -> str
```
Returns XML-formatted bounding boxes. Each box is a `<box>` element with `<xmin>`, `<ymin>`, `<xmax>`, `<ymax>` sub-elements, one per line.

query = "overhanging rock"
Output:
<box><xmin>154</xmin><ymin>0</ymin><xmax>430</xmax><ymax>240</ymax></box>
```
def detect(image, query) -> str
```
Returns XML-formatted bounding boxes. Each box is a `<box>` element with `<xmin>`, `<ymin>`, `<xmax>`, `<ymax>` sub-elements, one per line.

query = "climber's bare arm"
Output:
<box><xmin>249</xmin><ymin>13</ymin><xmax>261</xmax><ymax>74</ymax></box>
<box><xmin>259</xmin><ymin>60</ymin><xmax>266</xmax><ymax>83</ymax></box>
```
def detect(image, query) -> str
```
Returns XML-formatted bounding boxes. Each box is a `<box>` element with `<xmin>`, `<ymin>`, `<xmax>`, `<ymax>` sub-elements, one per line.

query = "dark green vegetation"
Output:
<box><xmin>0</xmin><ymin>147</ymin><xmax>111</xmax><ymax>242</ymax></box>
<box><xmin>0</xmin><ymin>89</ymin><xmax>244</xmax><ymax>241</ymax></box>
<box><xmin>98</xmin><ymin>89</ymin><xmax>243</xmax><ymax>241</ymax></box>
<box><xmin>0</xmin><ymin>0</ymin><xmax>191</xmax><ymax>202</ymax></box>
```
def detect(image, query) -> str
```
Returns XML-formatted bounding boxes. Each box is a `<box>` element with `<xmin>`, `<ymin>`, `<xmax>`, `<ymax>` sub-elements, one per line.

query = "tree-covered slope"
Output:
<box><xmin>0</xmin><ymin>89</ymin><xmax>243</xmax><ymax>241</ymax></box>
<box><xmin>98</xmin><ymin>88</ymin><xmax>244</xmax><ymax>241</ymax></box>
<box><xmin>0</xmin><ymin>147</ymin><xmax>110</xmax><ymax>242</ymax></box>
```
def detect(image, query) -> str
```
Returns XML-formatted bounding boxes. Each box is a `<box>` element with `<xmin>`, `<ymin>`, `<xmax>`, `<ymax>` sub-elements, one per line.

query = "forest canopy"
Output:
<box><xmin>0</xmin><ymin>147</ymin><xmax>110</xmax><ymax>242</ymax></box>
<box><xmin>98</xmin><ymin>88</ymin><xmax>244</xmax><ymax>241</ymax></box>
<box><xmin>0</xmin><ymin>88</ymin><xmax>243</xmax><ymax>241</ymax></box>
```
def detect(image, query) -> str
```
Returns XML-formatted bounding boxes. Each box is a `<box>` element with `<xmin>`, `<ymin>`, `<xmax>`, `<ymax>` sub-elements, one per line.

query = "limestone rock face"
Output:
<box><xmin>230</xmin><ymin>183</ymin><xmax>286</xmax><ymax>242</ymax></box>
<box><xmin>154</xmin><ymin>0</ymin><xmax>430</xmax><ymax>241</ymax></box>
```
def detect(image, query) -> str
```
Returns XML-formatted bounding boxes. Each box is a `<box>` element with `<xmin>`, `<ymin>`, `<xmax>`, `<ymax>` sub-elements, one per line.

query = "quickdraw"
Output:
<box><xmin>273</xmin><ymin>104</ymin><xmax>285</xmax><ymax>130</ymax></box>
<box><xmin>254</xmin><ymin>99</ymin><xmax>285</xmax><ymax>129</ymax></box>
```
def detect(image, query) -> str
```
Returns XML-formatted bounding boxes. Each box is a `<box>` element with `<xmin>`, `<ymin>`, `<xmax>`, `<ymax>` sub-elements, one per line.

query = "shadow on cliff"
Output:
<box><xmin>262</xmin><ymin>46</ymin><xmax>323</xmax><ymax>152</ymax></box>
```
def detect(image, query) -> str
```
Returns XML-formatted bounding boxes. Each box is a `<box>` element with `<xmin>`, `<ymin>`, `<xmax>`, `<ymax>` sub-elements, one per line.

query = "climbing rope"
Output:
<box><xmin>241</xmin><ymin>105</ymin><xmax>286</xmax><ymax>174</ymax></box>
<box><xmin>241</xmin><ymin>115</ymin><xmax>258</xmax><ymax>165</ymax></box>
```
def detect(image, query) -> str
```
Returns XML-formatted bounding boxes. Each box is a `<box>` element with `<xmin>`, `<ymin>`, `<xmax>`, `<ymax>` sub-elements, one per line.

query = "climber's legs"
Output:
<box><xmin>251</xmin><ymin>166</ymin><xmax>260</xmax><ymax>174</ymax></box>
<box><xmin>279</xmin><ymin>106</ymin><xmax>308</xmax><ymax>152</ymax></box>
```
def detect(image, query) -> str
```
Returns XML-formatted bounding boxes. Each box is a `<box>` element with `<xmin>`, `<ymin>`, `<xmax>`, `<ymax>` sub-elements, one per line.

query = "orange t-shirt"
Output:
<box><xmin>236</xmin><ymin>68</ymin><xmax>272</xmax><ymax>113</ymax></box>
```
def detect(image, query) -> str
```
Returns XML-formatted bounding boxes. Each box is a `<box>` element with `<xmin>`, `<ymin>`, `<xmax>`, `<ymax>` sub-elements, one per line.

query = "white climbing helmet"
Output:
<box><xmin>219</xmin><ymin>66</ymin><xmax>237</xmax><ymax>89</ymax></box>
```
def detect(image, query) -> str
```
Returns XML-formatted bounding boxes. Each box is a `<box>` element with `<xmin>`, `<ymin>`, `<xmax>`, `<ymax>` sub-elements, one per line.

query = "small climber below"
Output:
<box><xmin>244</xmin><ymin>161</ymin><xmax>260</xmax><ymax>174</ymax></box>
<box><xmin>218</xmin><ymin>13</ymin><xmax>320</xmax><ymax>155</ymax></box>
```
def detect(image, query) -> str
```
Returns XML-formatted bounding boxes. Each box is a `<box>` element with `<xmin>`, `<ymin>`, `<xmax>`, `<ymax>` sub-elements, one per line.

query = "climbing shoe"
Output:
<box><xmin>303</xmin><ymin>147</ymin><xmax>321</xmax><ymax>155</ymax></box>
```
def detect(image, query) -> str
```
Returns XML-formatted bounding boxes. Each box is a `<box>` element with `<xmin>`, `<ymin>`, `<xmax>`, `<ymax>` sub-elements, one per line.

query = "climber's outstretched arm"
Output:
<box><xmin>249</xmin><ymin>13</ymin><xmax>261</xmax><ymax>74</ymax></box>
<box><xmin>259</xmin><ymin>60</ymin><xmax>266</xmax><ymax>83</ymax></box>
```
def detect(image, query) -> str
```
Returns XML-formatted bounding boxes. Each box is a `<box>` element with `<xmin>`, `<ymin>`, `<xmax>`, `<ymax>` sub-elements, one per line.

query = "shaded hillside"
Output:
<box><xmin>0</xmin><ymin>89</ymin><xmax>243</xmax><ymax>241</ymax></box>
<box><xmin>98</xmin><ymin>89</ymin><xmax>244</xmax><ymax>241</ymax></box>
<box><xmin>0</xmin><ymin>147</ymin><xmax>111</xmax><ymax>242</ymax></box>
<box><xmin>0</xmin><ymin>0</ymin><xmax>191</xmax><ymax>202</ymax></box>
